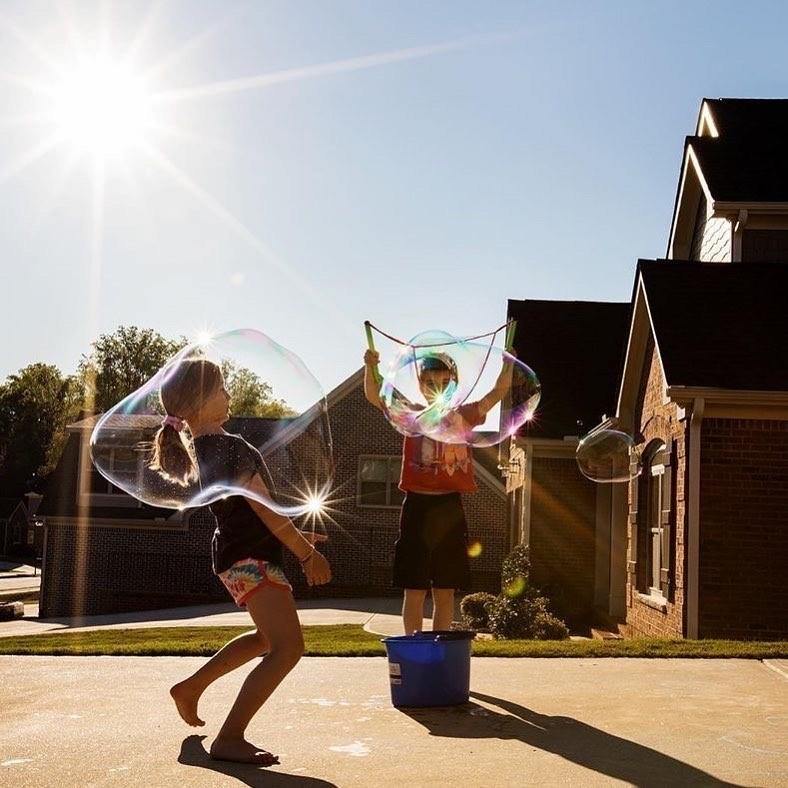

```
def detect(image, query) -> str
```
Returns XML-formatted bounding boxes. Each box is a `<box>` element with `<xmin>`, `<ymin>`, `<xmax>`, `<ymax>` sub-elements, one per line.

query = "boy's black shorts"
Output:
<box><xmin>393</xmin><ymin>492</ymin><xmax>470</xmax><ymax>590</ymax></box>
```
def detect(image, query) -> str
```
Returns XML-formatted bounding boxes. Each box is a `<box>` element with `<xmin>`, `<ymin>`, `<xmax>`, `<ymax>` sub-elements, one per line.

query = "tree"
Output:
<box><xmin>221</xmin><ymin>362</ymin><xmax>297</xmax><ymax>418</ymax></box>
<box><xmin>0</xmin><ymin>364</ymin><xmax>75</xmax><ymax>497</ymax></box>
<box><xmin>78</xmin><ymin>326</ymin><xmax>186</xmax><ymax>413</ymax></box>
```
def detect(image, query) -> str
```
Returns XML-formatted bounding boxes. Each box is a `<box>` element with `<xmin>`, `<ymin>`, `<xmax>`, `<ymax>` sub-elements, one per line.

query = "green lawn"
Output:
<box><xmin>0</xmin><ymin>625</ymin><xmax>786</xmax><ymax>658</ymax></box>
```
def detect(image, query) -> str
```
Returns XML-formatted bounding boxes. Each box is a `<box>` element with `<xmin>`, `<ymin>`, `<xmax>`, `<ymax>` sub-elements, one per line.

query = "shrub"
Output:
<box><xmin>487</xmin><ymin>594</ymin><xmax>569</xmax><ymax>641</ymax></box>
<box><xmin>460</xmin><ymin>592</ymin><xmax>497</xmax><ymax>631</ymax></box>
<box><xmin>500</xmin><ymin>544</ymin><xmax>538</xmax><ymax>599</ymax></box>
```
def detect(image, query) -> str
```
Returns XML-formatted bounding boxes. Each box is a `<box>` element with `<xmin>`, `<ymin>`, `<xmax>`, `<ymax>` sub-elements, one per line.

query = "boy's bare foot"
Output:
<box><xmin>170</xmin><ymin>680</ymin><xmax>205</xmax><ymax>727</ymax></box>
<box><xmin>210</xmin><ymin>737</ymin><xmax>279</xmax><ymax>766</ymax></box>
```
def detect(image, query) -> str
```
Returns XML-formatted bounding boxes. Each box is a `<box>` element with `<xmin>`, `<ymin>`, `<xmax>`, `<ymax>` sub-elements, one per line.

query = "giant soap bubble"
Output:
<box><xmin>373</xmin><ymin>325</ymin><xmax>540</xmax><ymax>447</ymax></box>
<box><xmin>90</xmin><ymin>329</ymin><xmax>333</xmax><ymax>518</ymax></box>
<box><xmin>576</xmin><ymin>429</ymin><xmax>638</xmax><ymax>483</ymax></box>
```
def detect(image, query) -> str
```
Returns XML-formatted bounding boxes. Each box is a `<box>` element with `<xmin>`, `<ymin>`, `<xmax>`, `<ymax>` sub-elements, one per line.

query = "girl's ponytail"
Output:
<box><xmin>150</xmin><ymin>421</ymin><xmax>197</xmax><ymax>486</ymax></box>
<box><xmin>148</xmin><ymin>357</ymin><xmax>223</xmax><ymax>485</ymax></box>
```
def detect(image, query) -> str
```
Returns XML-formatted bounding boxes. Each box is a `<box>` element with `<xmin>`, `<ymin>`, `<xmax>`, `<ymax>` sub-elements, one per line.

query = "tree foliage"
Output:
<box><xmin>0</xmin><ymin>326</ymin><xmax>298</xmax><ymax>497</ymax></box>
<box><xmin>0</xmin><ymin>364</ymin><xmax>77</xmax><ymax>496</ymax></box>
<box><xmin>78</xmin><ymin>326</ymin><xmax>187</xmax><ymax>413</ymax></box>
<box><xmin>221</xmin><ymin>361</ymin><xmax>297</xmax><ymax>418</ymax></box>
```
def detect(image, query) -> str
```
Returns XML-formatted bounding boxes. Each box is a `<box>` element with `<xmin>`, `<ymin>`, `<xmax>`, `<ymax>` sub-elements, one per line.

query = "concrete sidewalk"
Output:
<box><xmin>1</xmin><ymin>656</ymin><xmax>786</xmax><ymax>786</ymax></box>
<box><xmin>0</xmin><ymin>563</ymin><xmax>40</xmax><ymax>603</ymax></box>
<box><xmin>0</xmin><ymin>597</ymin><xmax>410</xmax><ymax>638</ymax></box>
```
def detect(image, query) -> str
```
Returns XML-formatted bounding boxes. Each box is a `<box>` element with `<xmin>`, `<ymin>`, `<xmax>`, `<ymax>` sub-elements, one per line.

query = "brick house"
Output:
<box><xmin>0</xmin><ymin>495</ymin><xmax>43</xmax><ymax>561</ymax></box>
<box><xmin>503</xmin><ymin>301</ymin><xmax>630</xmax><ymax>627</ymax></box>
<box><xmin>39</xmin><ymin>370</ymin><xmax>508</xmax><ymax>617</ymax></box>
<box><xmin>505</xmin><ymin>98</ymin><xmax>788</xmax><ymax>639</ymax></box>
<box><xmin>615</xmin><ymin>260</ymin><xmax>788</xmax><ymax>640</ymax></box>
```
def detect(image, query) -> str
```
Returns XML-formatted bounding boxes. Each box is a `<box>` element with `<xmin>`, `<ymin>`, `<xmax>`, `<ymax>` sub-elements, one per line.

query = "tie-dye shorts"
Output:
<box><xmin>218</xmin><ymin>557</ymin><xmax>292</xmax><ymax>607</ymax></box>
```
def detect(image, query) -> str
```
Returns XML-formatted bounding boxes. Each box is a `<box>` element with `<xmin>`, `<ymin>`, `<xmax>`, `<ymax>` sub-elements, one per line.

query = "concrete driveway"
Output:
<box><xmin>1</xmin><ymin>656</ymin><xmax>785</xmax><ymax>787</ymax></box>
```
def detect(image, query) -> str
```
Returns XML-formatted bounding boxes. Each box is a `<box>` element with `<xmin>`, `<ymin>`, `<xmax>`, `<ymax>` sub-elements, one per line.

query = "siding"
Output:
<box><xmin>529</xmin><ymin>456</ymin><xmax>596</xmax><ymax>625</ymax></box>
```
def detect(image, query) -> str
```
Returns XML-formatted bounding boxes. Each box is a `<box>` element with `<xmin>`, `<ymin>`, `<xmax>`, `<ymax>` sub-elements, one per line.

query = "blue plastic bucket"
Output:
<box><xmin>382</xmin><ymin>630</ymin><xmax>474</xmax><ymax>708</ymax></box>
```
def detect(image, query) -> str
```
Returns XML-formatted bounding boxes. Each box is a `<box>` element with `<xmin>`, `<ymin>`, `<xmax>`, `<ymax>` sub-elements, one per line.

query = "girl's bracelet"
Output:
<box><xmin>299</xmin><ymin>548</ymin><xmax>315</xmax><ymax>565</ymax></box>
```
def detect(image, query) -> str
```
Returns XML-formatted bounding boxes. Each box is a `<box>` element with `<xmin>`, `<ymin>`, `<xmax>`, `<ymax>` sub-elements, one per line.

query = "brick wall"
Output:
<box><xmin>698</xmin><ymin>418</ymin><xmax>788</xmax><ymax>640</ymax></box>
<box><xmin>529</xmin><ymin>456</ymin><xmax>596</xmax><ymax>625</ymax></box>
<box><xmin>41</xmin><ymin>378</ymin><xmax>509</xmax><ymax>615</ymax></box>
<box><xmin>625</xmin><ymin>342</ymin><xmax>687</xmax><ymax>638</ymax></box>
<box><xmin>40</xmin><ymin>510</ymin><xmax>223</xmax><ymax>617</ymax></box>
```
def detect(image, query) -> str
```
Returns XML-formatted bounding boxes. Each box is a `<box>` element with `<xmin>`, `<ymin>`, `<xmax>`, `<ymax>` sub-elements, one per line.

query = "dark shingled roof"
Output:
<box><xmin>692</xmin><ymin>98</ymin><xmax>788</xmax><ymax>202</ymax></box>
<box><xmin>507</xmin><ymin>300</ymin><xmax>631</xmax><ymax>439</ymax></box>
<box><xmin>639</xmin><ymin>259</ymin><xmax>788</xmax><ymax>391</ymax></box>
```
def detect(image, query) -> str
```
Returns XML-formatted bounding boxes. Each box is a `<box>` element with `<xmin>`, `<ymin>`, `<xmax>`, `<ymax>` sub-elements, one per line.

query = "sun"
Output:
<box><xmin>52</xmin><ymin>55</ymin><xmax>153</xmax><ymax>157</ymax></box>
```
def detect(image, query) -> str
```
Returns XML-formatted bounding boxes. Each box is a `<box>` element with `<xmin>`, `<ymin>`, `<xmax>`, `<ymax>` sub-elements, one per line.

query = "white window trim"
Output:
<box><xmin>357</xmin><ymin>454</ymin><xmax>403</xmax><ymax>510</ymax></box>
<box><xmin>636</xmin><ymin>590</ymin><xmax>668</xmax><ymax>613</ymax></box>
<box><xmin>637</xmin><ymin>443</ymin><xmax>668</xmax><ymax>599</ymax></box>
<box><xmin>78</xmin><ymin>441</ymin><xmax>144</xmax><ymax>509</ymax></box>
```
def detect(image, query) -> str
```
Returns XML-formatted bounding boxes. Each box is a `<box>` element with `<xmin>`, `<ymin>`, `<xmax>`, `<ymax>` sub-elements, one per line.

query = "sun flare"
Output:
<box><xmin>52</xmin><ymin>55</ymin><xmax>153</xmax><ymax>156</ymax></box>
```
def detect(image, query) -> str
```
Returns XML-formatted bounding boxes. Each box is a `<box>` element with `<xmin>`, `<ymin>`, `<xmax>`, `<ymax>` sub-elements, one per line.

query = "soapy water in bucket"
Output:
<box><xmin>90</xmin><ymin>329</ymin><xmax>333</xmax><ymax>518</ymax></box>
<box><xmin>376</xmin><ymin>328</ymin><xmax>541</xmax><ymax>447</ymax></box>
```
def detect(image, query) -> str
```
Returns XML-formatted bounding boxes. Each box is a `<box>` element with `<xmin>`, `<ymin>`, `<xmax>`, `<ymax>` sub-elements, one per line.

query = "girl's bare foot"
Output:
<box><xmin>210</xmin><ymin>736</ymin><xmax>279</xmax><ymax>766</ymax></box>
<box><xmin>170</xmin><ymin>679</ymin><xmax>205</xmax><ymax>727</ymax></box>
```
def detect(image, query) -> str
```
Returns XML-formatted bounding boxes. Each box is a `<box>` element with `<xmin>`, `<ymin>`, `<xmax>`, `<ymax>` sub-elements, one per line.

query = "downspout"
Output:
<box><xmin>731</xmin><ymin>209</ymin><xmax>748</xmax><ymax>262</ymax></box>
<box><xmin>39</xmin><ymin>519</ymin><xmax>49</xmax><ymax>618</ymax></box>
<box><xmin>522</xmin><ymin>442</ymin><xmax>533</xmax><ymax>547</ymax></box>
<box><xmin>686</xmin><ymin>397</ymin><xmax>705</xmax><ymax>639</ymax></box>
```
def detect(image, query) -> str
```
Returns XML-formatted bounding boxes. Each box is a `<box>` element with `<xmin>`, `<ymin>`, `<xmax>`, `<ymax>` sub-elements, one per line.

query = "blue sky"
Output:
<box><xmin>2</xmin><ymin>0</ymin><xmax>787</xmax><ymax>393</ymax></box>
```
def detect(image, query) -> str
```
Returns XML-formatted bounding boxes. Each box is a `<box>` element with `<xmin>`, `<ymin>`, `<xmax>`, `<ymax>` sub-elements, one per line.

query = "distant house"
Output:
<box><xmin>39</xmin><ymin>370</ymin><xmax>509</xmax><ymax>617</ymax></box>
<box><xmin>505</xmin><ymin>97</ymin><xmax>788</xmax><ymax>639</ymax></box>
<box><xmin>0</xmin><ymin>495</ymin><xmax>43</xmax><ymax>561</ymax></box>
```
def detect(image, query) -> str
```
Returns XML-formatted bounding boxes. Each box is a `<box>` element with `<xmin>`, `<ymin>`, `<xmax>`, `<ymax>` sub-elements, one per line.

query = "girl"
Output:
<box><xmin>151</xmin><ymin>357</ymin><xmax>331</xmax><ymax>766</ymax></box>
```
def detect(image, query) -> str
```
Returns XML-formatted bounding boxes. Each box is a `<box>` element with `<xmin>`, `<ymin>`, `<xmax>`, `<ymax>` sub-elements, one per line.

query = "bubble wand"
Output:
<box><xmin>505</xmin><ymin>319</ymin><xmax>517</xmax><ymax>352</ymax></box>
<box><xmin>364</xmin><ymin>320</ymin><xmax>383</xmax><ymax>386</ymax></box>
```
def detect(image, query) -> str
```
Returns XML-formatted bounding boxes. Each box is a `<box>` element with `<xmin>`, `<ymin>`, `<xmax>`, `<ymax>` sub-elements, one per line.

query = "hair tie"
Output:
<box><xmin>162</xmin><ymin>414</ymin><xmax>185</xmax><ymax>432</ymax></box>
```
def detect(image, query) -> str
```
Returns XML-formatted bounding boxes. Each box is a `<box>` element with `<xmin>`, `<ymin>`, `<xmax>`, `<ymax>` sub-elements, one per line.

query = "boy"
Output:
<box><xmin>364</xmin><ymin>347</ymin><xmax>514</xmax><ymax>634</ymax></box>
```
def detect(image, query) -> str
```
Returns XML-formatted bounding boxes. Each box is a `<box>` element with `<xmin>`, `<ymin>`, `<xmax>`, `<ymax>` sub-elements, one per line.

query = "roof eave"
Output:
<box><xmin>665</xmin><ymin>386</ymin><xmax>788</xmax><ymax>406</ymax></box>
<box><xmin>711</xmin><ymin>200</ymin><xmax>788</xmax><ymax>215</ymax></box>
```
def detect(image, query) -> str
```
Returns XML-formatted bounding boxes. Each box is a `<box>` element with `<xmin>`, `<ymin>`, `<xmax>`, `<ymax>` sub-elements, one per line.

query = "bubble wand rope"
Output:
<box><xmin>366</xmin><ymin>321</ymin><xmax>510</xmax><ymax>349</ymax></box>
<box><xmin>364</xmin><ymin>321</ymin><xmax>383</xmax><ymax>386</ymax></box>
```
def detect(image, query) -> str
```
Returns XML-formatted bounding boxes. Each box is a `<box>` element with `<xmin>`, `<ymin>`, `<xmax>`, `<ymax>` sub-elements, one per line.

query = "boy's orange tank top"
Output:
<box><xmin>399</xmin><ymin>403</ymin><xmax>483</xmax><ymax>494</ymax></box>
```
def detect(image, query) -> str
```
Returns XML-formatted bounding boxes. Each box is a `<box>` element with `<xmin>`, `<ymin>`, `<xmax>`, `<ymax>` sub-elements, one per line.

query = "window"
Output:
<box><xmin>647</xmin><ymin>452</ymin><xmax>665</xmax><ymax>594</ymax></box>
<box><xmin>81</xmin><ymin>432</ymin><xmax>147</xmax><ymax>507</ymax></box>
<box><xmin>26</xmin><ymin>530</ymin><xmax>34</xmax><ymax>546</ymax></box>
<box><xmin>358</xmin><ymin>456</ymin><xmax>404</xmax><ymax>508</ymax></box>
<box><xmin>636</xmin><ymin>441</ymin><xmax>672</xmax><ymax>600</ymax></box>
<box><xmin>89</xmin><ymin>445</ymin><xmax>143</xmax><ymax>494</ymax></box>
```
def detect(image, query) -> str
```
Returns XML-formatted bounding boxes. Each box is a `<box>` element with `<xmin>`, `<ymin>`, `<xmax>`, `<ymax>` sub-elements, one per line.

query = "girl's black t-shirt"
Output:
<box><xmin>193</xmin><ymin>432</ymin><xmax>283</xmax><ymax>575</ymax></box>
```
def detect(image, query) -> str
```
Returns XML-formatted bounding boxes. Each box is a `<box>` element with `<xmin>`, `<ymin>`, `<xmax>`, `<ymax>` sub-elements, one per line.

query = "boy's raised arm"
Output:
<box><xmin>363</xmin><ymin>349</ymin><xmax>384</xmax><ymax>411</ymax></box>
<box><xmin>475</xmin><ymin>352</ymin><xmax>517</xmax><ymax>417</ymax></box>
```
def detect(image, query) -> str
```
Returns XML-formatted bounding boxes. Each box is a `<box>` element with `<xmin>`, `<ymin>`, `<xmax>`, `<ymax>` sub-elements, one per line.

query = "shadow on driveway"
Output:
<box><xmin>178</xmin><ymin>735</ymin><xmax>338</xmax><ymax>787</ymax></box>
<box><xmin>400</xmin><ymin>691</ymin><xmax>744</xmax><ymax>787</ymax></box>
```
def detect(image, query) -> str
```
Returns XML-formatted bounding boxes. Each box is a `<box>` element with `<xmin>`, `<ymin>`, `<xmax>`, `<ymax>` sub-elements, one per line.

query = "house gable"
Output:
<box><xmin>669</xmin><ymin>98</ymin><xmax>788</xmax><ymax>262</ymax></box>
